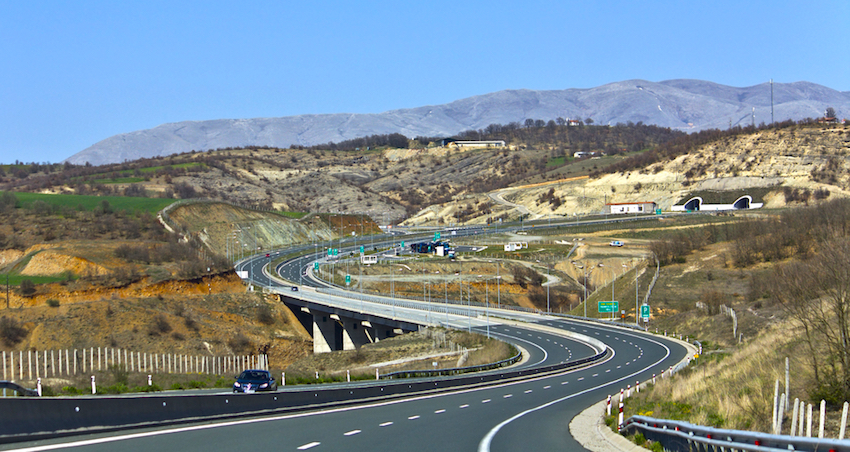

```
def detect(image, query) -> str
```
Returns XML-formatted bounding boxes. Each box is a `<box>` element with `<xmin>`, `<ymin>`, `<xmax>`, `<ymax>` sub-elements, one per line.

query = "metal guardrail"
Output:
<box><xmin>379</xmin><ymin>351</ymin><xmax>522</xmax><ymax>380</ymax></box>
<box><xmin>620</xmin><ymin>415</ymin><xmax>850</xmax><ymax>452</ymax></box>
<box><xmin>0</xmin><ymin>381</ymin><xmax>38</xmax><ymax>397</ymax></box>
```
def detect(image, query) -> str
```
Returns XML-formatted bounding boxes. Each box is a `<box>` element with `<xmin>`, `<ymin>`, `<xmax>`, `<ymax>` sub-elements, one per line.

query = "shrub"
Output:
<box><xmin>228</xmin><ymin>333</ymin><xmax>252</xmax><ymax>353</ymax></box>
<box><xmin>148</xmin><ymin>314</ymin><xmax>172</xmax><ymax>335</ymax></box>
<box><xmin>256</xmin><ymin>305</ymin><xmax>275</xmax><ymax>325</ymax></box>
<box><xmin>46</xmin><ymin>298</ymin><xmax>60</xmax><ymax>308</ymax></box>
<box><xmin>0</xmin><ymin>316</ymin><xmax>27</xmax><ymax>346</ymax></box>
<box><xmin>19</xmin><ymin>279</ymin><xmax>36</xmax><ymax>297</ymax></box>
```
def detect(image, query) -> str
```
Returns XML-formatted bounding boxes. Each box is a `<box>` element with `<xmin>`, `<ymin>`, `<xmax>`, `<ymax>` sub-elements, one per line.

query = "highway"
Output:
<box><xmin>2</xmin><ymin>225</ymin><xmax>691</xmax><ymax>451</ymax></box>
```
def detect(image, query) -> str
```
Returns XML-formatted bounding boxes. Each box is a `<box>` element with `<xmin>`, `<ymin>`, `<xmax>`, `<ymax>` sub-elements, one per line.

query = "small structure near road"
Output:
<box><xmin>603</xmin><ymin>201</ymin><xmax>657</xmax><ymax>214</ymax></box>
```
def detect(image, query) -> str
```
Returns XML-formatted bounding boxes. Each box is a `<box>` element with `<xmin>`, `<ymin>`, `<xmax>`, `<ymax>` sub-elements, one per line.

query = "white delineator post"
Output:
<box><xmin>776</xmin><ymin>394</ymin><xmax>786</xmax><ymax>434</ymax></box>
<box><xmin>617</xmin><ymin>402</ymin><xmax>624</xmax><ymax>430</ymax></box>
<box><xmin>606</xmin><ymin>395</ymin><xmax>612</xmax><ymax>416</ymax></box>
<box><xmin>375</xmin><ymin>369</ymin><xmax>379</xmax><ymax>380</ymax></box>
<box><xmin>627</xmin><ymin>384</ymin><xmax>631</xmax><ymax>398</ymax></box>
<box><xmin>282</xmin><ymin>372</ymin><xmax>285</xmax><ymax>386</ymax></box>
<box><xmin>652</xmin><ymin>374</ymin><xmax>656</xmax><ymax>385</ymax></box>
<box><xmin>91</xmin><ymin>375</ymin><xmax>96</xmax><ymax>395</ymax></box>
<box><xmin>840</xmin><ymin>401</ymin><xmax>849</xmax><ymax>440</ymax></box>
<box><xmin>636</xmin><ymin>381</ymin><xmax>640</xmax><ymax>394</ymax></box>
<box><xmin>347</xmin><ymin>370</ymin><xmax>350</xmax><ymax>383</ymax></box>
<box><xmin>147</xmin><ymin>375</ymin><xmax>152</xmax><ymax>386</ymax></box>
<box><xmin>36</xmin><ymin>378</ymin><xmax>42</xmax><ymax>397</ymax></box>
<box><xmin>819</xmin><ymin>399</ymin><xmax>826</xmax><ymax>438</ymax></box>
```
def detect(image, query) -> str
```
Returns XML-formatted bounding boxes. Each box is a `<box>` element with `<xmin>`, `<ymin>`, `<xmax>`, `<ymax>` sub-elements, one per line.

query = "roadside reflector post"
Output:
<box><xmin>148</xmin><ymin>375</ymin><xmax>152</xmax><ymax>386</ymax></box>
<box><xmin>91</xmin><ymin>375</ymin><xmax>96</xmax><ymax>395</ymax></box>
<box><xmin>282</xmin><ymin>372</ymin><xmax>286</xmax><ymax>386</ymax></box>
<box><xmin>347</xmin><ymin>370</ymin><xmax>350</xmax><ymax>382</ymax></box>
<box><xmin>37</xmin><ymin>378</ymin><xmax>42</xmax><ymax>397</ymax></box>
<box><xmin>606</xmin><ymin>395</ymin><xmax>612</xmax><ymax>416</ymax></box>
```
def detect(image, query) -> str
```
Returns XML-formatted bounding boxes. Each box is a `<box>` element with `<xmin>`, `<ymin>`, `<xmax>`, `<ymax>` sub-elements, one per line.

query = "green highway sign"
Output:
<box><xmin>360</xmin><ymin>245</ymin><xmax>364</xmax><ymax>254</ymax></box>
<box><xmin>434</xmin><ymin>232</ymin><xmax>440</xmax><ymax>241</ymax></box>
<box><xmin>641</xmin><ymin>304</ymin><xmax>651</xmax><ymax>320</ymax></box>
<box><xmin>401</xmin><ymin>241</ymin><xmax>405</xmax><ymax>248</ymax></box>
<box><xmin>345</xmin><ymin>274</ymin><xmax>351</xmax><ymax>285</ymax></box>
<box><xmin>333</xmin><ymin>248</ymin><xmax>338</xmax><ymax>256</ymax></box>
<box><xmin>598</xmin><ymin>301</ymin><xmax>619</xmax><ymax>313</ymax></box>
<box><xmin>314</xmin><ymin>262</ymin><xmax>319</xmax><ymax>270</ymax></box>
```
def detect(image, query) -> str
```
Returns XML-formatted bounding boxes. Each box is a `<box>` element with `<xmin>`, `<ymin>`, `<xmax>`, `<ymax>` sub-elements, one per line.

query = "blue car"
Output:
<box><xmin>233</xmin><ymin>369</ymin><xmax>277</xmax><ymax>393</ymax></box>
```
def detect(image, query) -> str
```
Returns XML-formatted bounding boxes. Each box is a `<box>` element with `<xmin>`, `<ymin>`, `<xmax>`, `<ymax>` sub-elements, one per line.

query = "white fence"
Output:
<box><xmin>2</xmin><ymin>349</ymin><xmax>268</xmax><ymax>381</ymax></box>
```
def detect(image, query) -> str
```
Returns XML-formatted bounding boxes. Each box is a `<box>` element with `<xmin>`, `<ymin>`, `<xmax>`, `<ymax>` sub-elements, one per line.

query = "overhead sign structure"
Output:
<box><xmin>598</xmin><ymin>301</ymin><xmax>619</xmax><ymax>314</ymax></box>
<box><xmin>641</xmin><ymin>304</ymin><xmax>651</xmax><ymax>321</ymax></box>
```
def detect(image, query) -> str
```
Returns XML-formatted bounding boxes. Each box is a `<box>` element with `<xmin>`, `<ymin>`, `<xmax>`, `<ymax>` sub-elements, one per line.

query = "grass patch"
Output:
<box><xmin>13</xmin><ymin>192</ymin><xmax>175</xmax><ymax>214</ymax></box>
<box><xmin>0</xmin><ymin>273</ymin><xmax>67</xmax><ymax>285</ymax></box>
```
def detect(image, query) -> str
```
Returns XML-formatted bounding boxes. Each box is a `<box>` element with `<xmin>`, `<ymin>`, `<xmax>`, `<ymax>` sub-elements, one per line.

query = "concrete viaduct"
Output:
<box><xmin>276</xmin><ymin>294</ymin><xmax>420</xmax><ymax>354</ymax></box>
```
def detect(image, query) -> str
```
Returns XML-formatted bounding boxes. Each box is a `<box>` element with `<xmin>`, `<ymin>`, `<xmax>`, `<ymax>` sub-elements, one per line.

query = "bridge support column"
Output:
<box><xmin>313</xmin><ymin>315</ymin><xmax>336</xmax><ymax>354</ymax></box>
<box><xmin>341</xmin><ymin>319</ymin><xmax>371</xmax><ymax>350</ymax></box>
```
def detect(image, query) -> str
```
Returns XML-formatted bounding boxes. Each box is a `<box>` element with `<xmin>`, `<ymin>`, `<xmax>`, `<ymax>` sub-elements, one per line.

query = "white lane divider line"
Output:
<box><xmin>435</xmin><ymin>409</ymin><xmax>446</xmax><ymax>414</ymax></box>
<box><xmin>460</xmin><ymin>404</ymin><xmax>469</xmax><ymax>409</ymax></box>
<box><xmin>482</xmin><ymin>399</ymin><xmax>491</xmax><ymax>403</ymax></box>
<box><xmin>298</xmin><ymin>442</ymin><xmax>321</xmax><ymax>450</ymax></box>
<box><xmin>577</xmin><ymin>377</ymin><xmax>584</xmax><ymax>381</ymax></box>
<box><xmin>344</xmin><ymin>430</ymin><xmax>361</xmax><ymax>436</ymax></box>
<box><xmin>605</xmin><ymin>369</ymin><xmax>611</xmax><ymax>373</ymax></box>
<box><xmin>503</xmin><ymin>394</ymin><xmax>513</xmax><ymax>398</ymax></box>
<box><xmin>592</xmin><ymin>373</ymin><xmax>599</xmax><ymax>377</ymax></box>
<box><xmin>561</xmin><ymin>381</ymin><xmax>569</xmax><ymax>385</ymax></box>
<box><xmin>543</xmin><ymin>385</ymin><xmax>551</xmax><ymax>389</ymax></box>
<box><xmin>524</xmin><ymin>390</ymin><xmax>533</xmax><ymax>394</ymax></box>
<box><xmin>408</xmin><ymin>415</ymin><xmax>420</xmax><ymax>420</ymax></box>
<box><xmin>379</xmin><ymin>422</ymin><xmax>393</xmax><ymax>427</ymax></box>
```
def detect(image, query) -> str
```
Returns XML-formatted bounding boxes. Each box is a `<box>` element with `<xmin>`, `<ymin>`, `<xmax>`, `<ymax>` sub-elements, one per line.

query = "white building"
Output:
<box><xmin>603</xmin><ymin>202</ymin><xmax>658</xmax><ymax>214</ymax></box>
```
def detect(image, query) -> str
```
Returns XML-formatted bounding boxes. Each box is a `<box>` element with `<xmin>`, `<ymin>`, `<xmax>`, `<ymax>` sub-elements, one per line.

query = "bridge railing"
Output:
<box><xmin>620</xmin><ymin>415</ymin><xmax>850</xmax><ymax>452</ymax></box>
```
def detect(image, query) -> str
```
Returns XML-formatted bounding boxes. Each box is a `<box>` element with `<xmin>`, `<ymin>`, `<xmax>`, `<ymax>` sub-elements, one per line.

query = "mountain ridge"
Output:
<box><xmin>66</xmin><ymin>79</ymin><xmax>850</xmax><ymax>165</ymax></box>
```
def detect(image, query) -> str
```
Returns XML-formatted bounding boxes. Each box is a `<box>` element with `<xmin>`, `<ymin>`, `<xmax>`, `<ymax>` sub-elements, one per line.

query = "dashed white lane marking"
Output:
<box><xmin>504</xmin><ymin>394</ymin><xmax>513</xmax><ymax>398</ymax></box>
<box><xmin>460</xmin><ymin>404</ymin><xmax>469</xmax><ymax>408</ymax></box>
<box><xmin>298</xmin><ymin>442</ymin><xmax>320</xmax><ymax>450</ymax></box>
<box><xmin>379</xmin><ymin>422</ymin><xmax>393</xmax><ymax>427</ymax></box>
<box><xmin>606</xmin><ymin>369</ymin><xmax>611</xmax><ymax>373</ymax></box>
<box><xmin>482</xmin><ymin>399</ymin><xmax>491</xmax><ymax>403</ymax></box>
<box><xmin>617</xmin><ymin>365</ymin><xmax>622</xmax><ymax>369</ymax></box>
<box><xmin>577</xmin><ymin>377</ymin><xmax>585</xmax><ymax>381</ymax></box>
<box><xmin>435</xmin><ymin>409</ymin><xmax>446</xmax><ymax>414</ymax></box>
<box><xmin>408</xmin><ymin>415</ymin><xmax>420</xmax><ymax>420</ymax></box>
<box><xmin>344</xmin><ymin>430</ymin><xmax>361</xmax><ymax>436</ymax></box>
<box><xmin>543</xmin><ymin>385</ymin><xmax>551</xmax><ymax>389</ymax></box>
<box><xmin>561</xmin><ymin>381</ymin><xmax>569</xmax><ymax>385</ymax></box>
<box><xmin>524</xmin><ymin>390</ymin><xmax>533</xmax><ymax>394</ymax></box>
<box><xmin>592</xmin><ymin>373</ymin><xmax>599</xmax><ymax>377</ymax></box>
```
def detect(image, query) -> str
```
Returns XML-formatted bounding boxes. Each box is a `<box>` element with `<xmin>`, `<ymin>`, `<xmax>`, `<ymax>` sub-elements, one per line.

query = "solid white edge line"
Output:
<box><xmin>477</xmin><ymin>335</ymin><xmax>672</xmax><ymax>452</ymax></box>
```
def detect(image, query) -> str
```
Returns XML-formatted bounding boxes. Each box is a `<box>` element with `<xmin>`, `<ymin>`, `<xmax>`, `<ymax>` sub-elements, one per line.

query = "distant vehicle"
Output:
<box><xmin>266</xmin><ymin>253</ymin><xmax>270</xmax><ymax>257</ymax></box>
<box><xmin>610</xmin><ymin>241</ymin><xmax>624</xmax><ymax>247</ymax></box>
<box><xmin>233</xmin><ymin>369</ymin><xmax>277</xmax><ymax>393</ymax></box>
<box><xmin>291</xmin><ymin>286</ymin><xmax>299</xmax><ymax>291</ymax></box>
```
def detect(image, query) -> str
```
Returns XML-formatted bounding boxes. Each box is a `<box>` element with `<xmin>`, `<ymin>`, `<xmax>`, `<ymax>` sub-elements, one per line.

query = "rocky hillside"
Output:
<box><xmin>403</xmin><ymin>124</ymin><xmax>850</xmax><ymax>225</ymax></box>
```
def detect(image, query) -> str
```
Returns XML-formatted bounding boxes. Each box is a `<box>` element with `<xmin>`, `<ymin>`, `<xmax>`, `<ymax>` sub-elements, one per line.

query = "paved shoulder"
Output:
<box><xmin>569</xmin><ymin>399</ymin><xmax>647</xmax><ymax>452</ymax></box>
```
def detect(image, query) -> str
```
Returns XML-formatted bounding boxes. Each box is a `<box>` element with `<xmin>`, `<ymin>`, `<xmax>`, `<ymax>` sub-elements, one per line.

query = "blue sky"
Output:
<box><xmin>1</xmin><ymin>0</ymin><xmax>848</xmax><ymax>164</ymax></box>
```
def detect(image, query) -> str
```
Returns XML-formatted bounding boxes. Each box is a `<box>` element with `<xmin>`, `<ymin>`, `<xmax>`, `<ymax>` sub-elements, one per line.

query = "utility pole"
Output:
<box><xmin>770</xmin><ymin>79</ymin><xmax>774</xmax><ymax>126</ymax></box>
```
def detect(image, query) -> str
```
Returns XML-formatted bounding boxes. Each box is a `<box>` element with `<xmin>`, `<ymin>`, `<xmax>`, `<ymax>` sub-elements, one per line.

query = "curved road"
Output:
<box><xmin>3</xmin><ymin>235</ymin><xmax>690</xmax><ymax>452</ymax></box>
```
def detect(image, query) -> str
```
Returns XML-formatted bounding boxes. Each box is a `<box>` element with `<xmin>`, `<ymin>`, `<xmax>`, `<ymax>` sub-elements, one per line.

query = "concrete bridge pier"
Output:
<box><xmin>313</xmin><ymin>314</ymin><xmax>339</xmax><ymax>354</ymax></box>
<box><xmin>342</xmin><ymin>319</ymin><xmax>371</xmax><ymax>350</ymax></box>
